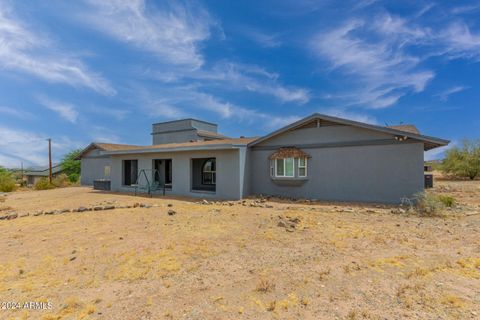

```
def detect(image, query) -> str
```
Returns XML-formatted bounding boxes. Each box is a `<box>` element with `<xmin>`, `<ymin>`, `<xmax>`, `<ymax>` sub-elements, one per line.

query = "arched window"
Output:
<box><xmin>202</xmin><ymin>158</ymin><xmax>216</xmax><ymax>185</ymax></box>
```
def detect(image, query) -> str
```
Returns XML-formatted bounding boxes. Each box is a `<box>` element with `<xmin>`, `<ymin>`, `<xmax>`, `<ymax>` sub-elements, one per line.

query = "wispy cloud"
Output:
<box><xmin>435</xmin><ymin>86</ymin><xmax>469</xmax><ymax>101</ymax></box>
<box><xmin>451</xmin><ymin>4</ymin><xmax>480</xmax><ymax>15</ymax></box>
<box><xmin>0</xmin><ymin>106</ymin><xmax>33</xmax><ymax>118</ymax></box>
<box><xmin>239</xmin><ymin>26</ymin><xmax>282</xmax><ymax>48</ymax></box>
<box><xmin>37</xmin><ymin>96</ymin><xmax>79</xmax><ymax>123</ymax></box>
<box><xmin>0</xmin><ymin>3</ymin><xmax>115</xmax><ymax>95</ymax></box>
<box><xmin>424</xmin><ymin>141</ymin><xmax>455</xmax><ymax>161</ymax></box>
<box><xmin>438</xmin><ymin>22</ymin><xmax>480</xmax><ymax>61</ymax></box>
<box><xmin>82</xmin><ymin>0</ymin><xmax>215</xmax><ymax>69</ymax></box>
<box><xmin>0</xmin><ymin>126</ymin><xmax>81</xmax><ymax>167</ymax></box>
<box><xmin>311</xmin><ymin>17</ymin><xmax>434</xmax><ymax>108</ymax></box>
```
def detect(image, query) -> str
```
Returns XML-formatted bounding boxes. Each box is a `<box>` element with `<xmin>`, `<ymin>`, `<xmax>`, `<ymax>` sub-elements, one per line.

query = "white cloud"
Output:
<box><xmin>82</xmin><ymin>0</ymin><xmax>215</xmax><ymax>69</ymax></box>
<box><xmin>0</xmin><ymin>126</ymin><xmax>81</xmax><ymax>167</ymax></box>
<box><xmin>434</xmin><ymin>86</ymin><xmax>469</xmax><ymax>101</ymax></box>
<box><xmin>0</xmin><ymin>106</ymin><xmax>33</xmax><ymax>118</ymax></box>
<box><xmin>240</xmin><ymin>27</ymin><xmax>282</xmax><ymax>48</ymax></box>
<box><xmin>438</xmin><ymin>22</ymin><xmax>480</xmax><ymax>60</ymax></box>
<box><xmin>424</xmin><ymin>141</ymin><xmax>455</xmax><ymax>161</ymax></box>
<box><xmin>37</xmin><ymin>96</ymin><xmax>79</xmax><ymax>123</ymax></box>
<box><xmin>311</xmin><ymin>16</ymin><xmax>434</xmax><ymax>108</ymax></box>
<box><xmin>0</xmin><ymin>3</ymin><xmax>115</xmax><ymax>95</ymax></box>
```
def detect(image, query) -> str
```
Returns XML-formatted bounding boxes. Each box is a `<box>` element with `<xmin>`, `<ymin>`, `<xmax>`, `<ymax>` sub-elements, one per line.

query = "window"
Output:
<box><xmin>275</xmin><ymin>158</ymin><xmax>294</xmax><ymax>177</ymax></box>
<box><xmin>202</xmin><ymin>158</ymin><xmax>216</xmax><ymax>185</ymax></box>
<box><xmin>123</xmin><ymin>160</ymin><xmax>138</xmax><ymax>186</ymax></box>
<box><xmin>298</xmin><ymin>158</ymin><xmax>307</xmax><ymax>177</ymax></box>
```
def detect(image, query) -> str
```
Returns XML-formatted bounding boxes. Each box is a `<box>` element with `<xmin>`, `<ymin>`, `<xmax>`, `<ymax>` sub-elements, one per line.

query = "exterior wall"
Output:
<box><xmin>152</xmin><ymin>130</ymin><xmax>200</xmax><ymax>145</ymax></box>
<box><xmin>152</xmin><ymin>119</ymin><xmax>218</xmax><ymax>145</ymax></box>
<box><xmin>80</xmin><ymin>148</ymin><xmax>111</xmax><ymax>185</ymax></box>
<box><xmin>257</xmin><ymin>125</ymin><xmax>393</xmax><ymax>146</ymax></box>
<box><xmin>109</xmin><ymin>149</ymin><xmax>244</xmax><ymax>200</ymax></box>
<box><xmin>249</xmin><ymin>125</ymin><xmax>425</xmax><ymax>203</ymax></box>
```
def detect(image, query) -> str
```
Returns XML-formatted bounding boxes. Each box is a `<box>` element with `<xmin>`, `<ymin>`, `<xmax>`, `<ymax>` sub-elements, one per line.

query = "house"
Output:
<box><xmin>24</xmin><ymin>164</ymin><xmax>64</xmax><ymax>186</ymax></box>
<box><xmin>76</xmin><ymin>114</ymin><xmax>449</xmax><ymax>203</ymax></box>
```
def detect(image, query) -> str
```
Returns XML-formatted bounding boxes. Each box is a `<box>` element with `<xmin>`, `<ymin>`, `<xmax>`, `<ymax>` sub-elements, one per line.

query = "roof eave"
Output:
<box><xmin>103</xmin><ymin>144</ymin><xmax>249</xmax><ymax>155</ymax></box>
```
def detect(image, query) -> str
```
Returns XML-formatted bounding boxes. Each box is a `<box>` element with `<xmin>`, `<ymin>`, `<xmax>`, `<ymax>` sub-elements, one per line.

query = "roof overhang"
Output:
<box><xmin>248</xmin><ymin>113</ymin><xmax>449</xmax><ymax>151</ymax></box>
<box><xmin>102</xmin><ymin>143</ymin><xmax>248</xmax><ymax>155</ymax></box>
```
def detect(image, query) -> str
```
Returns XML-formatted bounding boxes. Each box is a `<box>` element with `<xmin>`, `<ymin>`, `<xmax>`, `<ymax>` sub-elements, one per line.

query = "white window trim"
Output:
<box><xmin>298</xmin><ymin>157</ymin><xmax>307</xmax><ymax>177</ymax></box>
<box><xmin>275</xmin><ymin>158</ymin><xmax>295</xmax><ymax>177</ymax></box>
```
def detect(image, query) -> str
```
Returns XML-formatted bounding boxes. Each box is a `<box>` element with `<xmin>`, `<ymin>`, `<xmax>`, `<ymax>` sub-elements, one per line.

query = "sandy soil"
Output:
<box><xmin>0</xmin><ymin>182</ymin><xmax>479</xmax><ymax>320</ymax></box>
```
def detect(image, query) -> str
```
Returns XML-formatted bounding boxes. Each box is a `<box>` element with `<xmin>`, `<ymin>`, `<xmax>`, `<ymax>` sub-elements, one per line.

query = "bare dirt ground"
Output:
<box><xmin>0</xmin><ymin>181</ymin><xmax>479</xmax><ymax>320</ymax></box>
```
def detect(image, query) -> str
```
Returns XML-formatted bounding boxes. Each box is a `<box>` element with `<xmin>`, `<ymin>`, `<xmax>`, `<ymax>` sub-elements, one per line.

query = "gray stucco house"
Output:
<box><xmin>77</xmin><ymin>114</ymin><xmax>448</xmax><ymax>203</ymax></box>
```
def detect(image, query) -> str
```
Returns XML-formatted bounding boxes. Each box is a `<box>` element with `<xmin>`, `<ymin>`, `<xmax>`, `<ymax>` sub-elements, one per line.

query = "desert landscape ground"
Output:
<box><xmin>0</xmin><ymin>179</ymin><xmax>479</xmax><ymax>320</ymax></box>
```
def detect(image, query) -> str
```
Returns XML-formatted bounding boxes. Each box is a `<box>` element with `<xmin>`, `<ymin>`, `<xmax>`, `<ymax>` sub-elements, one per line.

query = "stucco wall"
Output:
<box><xmin>248</xmin><ymin>125</ymin><xmax>425</xmax><ymax>203</ymax></box>
<box><xmin>109</xmin><ymin>149</ymin><xmax>243</xmax><ymax>199</ymax></box>
<box><xmin>152</xmin><ymin>130</ymin><xmax>200</xmax><ymax>145</ymax></box>
<box><xmin>80</xmin><ymin>148</ymin><xmax>111</xmax><ymax>186</ymax></box>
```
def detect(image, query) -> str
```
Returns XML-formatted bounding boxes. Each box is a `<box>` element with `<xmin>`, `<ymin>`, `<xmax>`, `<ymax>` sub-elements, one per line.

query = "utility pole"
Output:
<box><xmin>48</xmin><ymin>138</ymin><xmax>52</xmax><ymax>184</ymax></box>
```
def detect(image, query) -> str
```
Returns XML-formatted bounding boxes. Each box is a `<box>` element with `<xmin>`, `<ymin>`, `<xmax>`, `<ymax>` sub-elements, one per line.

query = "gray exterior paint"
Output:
<box><xmin>152</xmin><ymin>119</ymin><xmax>220</xmax><ymax>144</ymax></box>
<box><xmin>249</xmin><ymin>125</ymin><xmax>424</xmax><ymax>203</ymax></box>
<box><xmin>79</xmin><ymin>114</ymin><xmax>448</xmax><ymax>203</ymax></box>
<box><xmin>80</xmin><ymin>148</ymin><xmax>111</xmax><ymax>186</ymax></box>
<box><xmin>108</xmin><ymin>149</ymin><xmax>244</xmax><ymax>200</ymax></box>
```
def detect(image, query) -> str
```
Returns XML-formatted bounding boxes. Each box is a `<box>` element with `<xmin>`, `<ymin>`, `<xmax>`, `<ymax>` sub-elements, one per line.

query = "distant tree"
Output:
<box><xmin>0</xmin><ymin>166</ymin><xmax>16</xmax><ymax>192</ymax></box>
<box><xmin>60</xmin><ymin>149</ymin><xmax>82</xmax><ymax>183</ymax></box>
<box><xmin>442</xmin><ymin>140</ymin><xmax>480</xmax><ymax>180</ymax></box>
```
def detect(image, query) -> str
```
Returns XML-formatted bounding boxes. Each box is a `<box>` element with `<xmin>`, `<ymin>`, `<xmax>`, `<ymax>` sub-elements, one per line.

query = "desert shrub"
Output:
<box><xmin>412</xmin><ymin>192</ymin><xmax>456</xmax><ymax>216</ymax></box>
<box><xmin>53</xmin><ymin>173</ymin><xmax>70</xmax><ymax>187</ymax></box>
<box><xmin>34</xmin><ymin>178</ymin><xmax>55</xmax><ymax>190</ymax></box>
<box><xmin>437</xmin><ymin>195</ymin><xmax>456</xmax><ymax>208</ymax></box>
<box><xmin>0</xmin><ymin>167</ymin><xmax>16</xmax><ymax>192</ymax></box>
<box><xmin>442</xmin><ymin>140</ymin><xmax>480</xmax><ymax>180</ymax></box>
<box><xmin>68</xmin><ymin>173</ymin><xmax>80</xmax><ymax>183</ymax></box>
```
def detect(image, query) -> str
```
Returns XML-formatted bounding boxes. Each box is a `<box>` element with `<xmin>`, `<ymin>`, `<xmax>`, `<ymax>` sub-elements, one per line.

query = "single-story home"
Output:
<box><xmin>24</xmin><ymin>164</ymin><xmax>64</xmax><ymax>186</ymax></box>
<box><xmin>76</xmin><ymin>114</ymin><xmax>449</xmax><ymax>203</ymax></box>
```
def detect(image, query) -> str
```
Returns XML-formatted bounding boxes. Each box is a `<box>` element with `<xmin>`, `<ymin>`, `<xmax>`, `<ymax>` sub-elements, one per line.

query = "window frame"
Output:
<box><xmin>201</xmin><ymin>158</ymin><xmax>216</xmax><ymax>185</ymax></box>
<box><xmin>298</xmin><ymin>157</ymin><xmax>307</xmax><ymax>177</ymax></box>
<box><xmin>275</xmin><ymin>157</ymin><xmax>295</xmax><ymax>177</ymax></box>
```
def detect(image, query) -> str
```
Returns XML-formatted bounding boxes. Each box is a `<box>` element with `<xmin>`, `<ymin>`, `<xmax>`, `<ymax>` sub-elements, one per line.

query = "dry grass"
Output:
<box><xmin>0</xmin><ymin>181</ymin><xmax>479</xmax><ymax>319</ymax></box>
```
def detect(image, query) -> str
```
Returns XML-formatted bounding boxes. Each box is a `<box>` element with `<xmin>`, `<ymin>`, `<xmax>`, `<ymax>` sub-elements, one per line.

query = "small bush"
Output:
<box><xmin>0</xmin><ymin>169</ymin><xmax>16</xmax><ymax>192</ymax></box>
<box><xmin>68</xmin><ymin>173</ymin><xmax>79</xmax><ymax>183</ymax></box>
<box><xmin>34</xmin><ymin>178</ymin><xmax>55</xmax><ymax>190</ymax></box>
<box><xmin>53</xmin><ymin>173</ymin><xmax>70</xmax><ymax>188</ymax></box>
<box><xmin>413</xmin><ymin>192</ymin><xmax>456</xmax><ymax>216</ymax></box>
<box><xmin>437</xmin><ymin>195</ymin><xmax>456</xmax><ymax>208</ymax></box>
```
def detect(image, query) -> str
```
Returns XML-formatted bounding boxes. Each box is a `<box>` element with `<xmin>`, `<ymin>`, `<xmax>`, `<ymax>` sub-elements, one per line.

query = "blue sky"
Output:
<box><xmin>0</xmin><ymin>0</ymin><xmax>479</xmax><ymax>167</ymax></box>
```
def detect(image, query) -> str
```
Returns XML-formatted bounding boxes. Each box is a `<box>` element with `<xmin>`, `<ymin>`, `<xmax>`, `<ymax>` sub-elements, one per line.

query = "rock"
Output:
<box><xmin>93</xmin><ymin>206</ymin><xmax>103</xmax><ymax>211</ymax></box>
<box><xmin>139</xmin><ymin>203</ymin><xmax>147</xmax><ymax>208</ymax></box>
<box><xmin>19</xmin><ymin>212</ymin><xmax>29</xmax><ymax>218</ymax></box>
<box><xmin>77</xmin><ymin>207</ymin><xmax>88</xmax><ymax>212</ymax></box>
<box><xmin>167</xmin><ymin>204</ymin><xmax>173</xmax><ymax>207</ymax></box>
<box><xmin>69</xmin><ymin>256</ymin><xmax>76</xmax><ymax>261</ymax></box>
<box><xmin>6</xmin><ymin>212</ymin><xmax>18</xmax><ymax>220</ymax></box>
<box><xmin>103</xmin><ymin>205</ymin><xmax>115</xmax><ymax>210</ymax></box>
<box><xmin>168</xmin><ymin>209</ymin><xmax>176</xmax><ymax>216</ymax></box>
<box><xmin>202</xmin><ymin>199</ymin><xmax>209</xmax><ymax>205</ymax></box>
<box><xmin>277</xmin><ymin>221</ymin><xmax>287</xmax><ymax>228</ymax></box>
<box><xmin>33</xmin><ymin>211</ymin><xmax>43</xmax><ymax>216</ymax></box>
<box><xmin>143</xmin><ymin>204</ymin><xmax>152</xmax><ymax>208</ymax></box>
<box><xmin>133</xmin><ymin>203</ymin><xmax>140</xmax><ymax>208</ymax></box>
<box><xmin>44</xmin><ymin>210</ymin><xmax>54</xmax><ymax>215</ymax></box>
<box><xmin>0</xmin><ymin>214</ymin><xmax>8</xmax><ymax>220</ymax></box>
